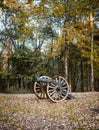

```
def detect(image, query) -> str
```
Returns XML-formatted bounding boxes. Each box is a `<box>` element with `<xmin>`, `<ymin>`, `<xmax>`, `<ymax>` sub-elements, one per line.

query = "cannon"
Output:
<box><xmin>34</xmin><ymin>76</ymin><xmax>69</xmax><ymax>103</ymax></box>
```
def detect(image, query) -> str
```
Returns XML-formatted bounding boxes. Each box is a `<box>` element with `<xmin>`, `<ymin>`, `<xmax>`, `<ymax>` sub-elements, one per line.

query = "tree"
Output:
<box><xmin>0</xmin><ymin>0</ymin><xmax>99</xmax><ymax>92</ymax></box>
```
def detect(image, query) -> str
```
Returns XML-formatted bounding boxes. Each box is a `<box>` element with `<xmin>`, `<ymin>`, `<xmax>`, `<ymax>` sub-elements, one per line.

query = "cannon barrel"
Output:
<box><xmin>36</xmin><ymin>77</ymin><xmax>68</xmax><ymax>87</ymax></box>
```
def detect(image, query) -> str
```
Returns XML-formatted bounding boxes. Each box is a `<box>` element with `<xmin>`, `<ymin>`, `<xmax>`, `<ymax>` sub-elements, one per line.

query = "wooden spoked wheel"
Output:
<box><xmin>34</xmin><ymin>76</ymin><xmax>52</xmax><ymax>99</ymax></box>
<box><xmin>47</xmin><ymin>76</ymin><xmax>68</xmax><ymax>102</ymax></box>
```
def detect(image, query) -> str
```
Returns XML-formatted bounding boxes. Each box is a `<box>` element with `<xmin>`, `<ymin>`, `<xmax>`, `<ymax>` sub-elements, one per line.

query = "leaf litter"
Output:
<box><xmin>0</xmin><ymin>92</ymin><xmax>99</xmax><ymax>130</ymax></box>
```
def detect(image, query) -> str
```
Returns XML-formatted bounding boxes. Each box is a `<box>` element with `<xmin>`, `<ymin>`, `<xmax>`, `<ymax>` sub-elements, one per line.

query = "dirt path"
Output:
<box><xmin>0</xmin><ymin>92</ymin><xmax>99</xmax><ymax>130</ymax></box>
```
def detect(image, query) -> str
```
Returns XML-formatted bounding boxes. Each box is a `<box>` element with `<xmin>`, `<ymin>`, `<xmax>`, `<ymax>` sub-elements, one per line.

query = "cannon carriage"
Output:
<box><xmin>34</xmin><ymin>76</ymin><xmax>69</xmax><ymax>103</ymax></box>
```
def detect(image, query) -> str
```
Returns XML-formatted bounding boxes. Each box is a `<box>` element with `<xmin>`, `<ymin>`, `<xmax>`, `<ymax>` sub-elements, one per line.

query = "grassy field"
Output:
<box><xmin>0</xmin><ymin>92</ymin><xmax>99</xmax><ymax>130</ymax></box>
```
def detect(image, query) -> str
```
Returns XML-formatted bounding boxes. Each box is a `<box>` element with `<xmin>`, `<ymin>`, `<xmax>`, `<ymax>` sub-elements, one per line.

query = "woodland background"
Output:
<box><xmin>0</xmin><ymin>0</ymin><xmax>99</xmax><ymax>93</ymax></box>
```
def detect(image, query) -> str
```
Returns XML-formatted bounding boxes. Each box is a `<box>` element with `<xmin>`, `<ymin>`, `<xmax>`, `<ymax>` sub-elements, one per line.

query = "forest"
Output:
<box><xmin>0</xmin><ymin>0</ymin><xmax>99</xmax><ymax>93</ymax></box>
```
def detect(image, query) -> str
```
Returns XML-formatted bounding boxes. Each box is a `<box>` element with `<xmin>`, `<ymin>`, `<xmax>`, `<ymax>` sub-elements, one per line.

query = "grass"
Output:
<box><xmin>0</xmin><ymin>95</ymin><xmax>98</xmax><ymax>118</ymax></box>
<box><xmin>0</xmin><ymin>92</ymin><xmax>99</xmax><ymax>129</ymax></box>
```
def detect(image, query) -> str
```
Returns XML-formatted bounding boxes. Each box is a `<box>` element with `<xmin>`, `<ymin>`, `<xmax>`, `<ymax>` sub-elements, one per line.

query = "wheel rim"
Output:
<box><xmin>34</xmin><ymin>76</ymin><xmax>52</xmax><ymax>99</ymax></box>
<box><xmin>47</xmin><ymin>76</ymin><xmax>68</xmax><ymax>102</ymax></box>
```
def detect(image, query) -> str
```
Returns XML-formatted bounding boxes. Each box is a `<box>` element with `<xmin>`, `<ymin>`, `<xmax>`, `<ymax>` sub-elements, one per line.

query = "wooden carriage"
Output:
<box><xmin>34</xmin><ymin>76</ymin><xmax>69</xmax><ymax>103</ymax></box>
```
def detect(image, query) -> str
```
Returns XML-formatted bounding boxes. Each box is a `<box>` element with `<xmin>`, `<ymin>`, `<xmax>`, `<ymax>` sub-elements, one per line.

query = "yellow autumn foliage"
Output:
<box><xmin>53</xmin><ymin>2</ymin><xmax>66</xmax><ymax>17</ymax></box>
<box><xmin>3</xmin><ymin>0</ymin><xmax>19</xmax><ymax>10</ymax></box>
<box><xmin>0</xmin><ymin>7</ymin><xmax>2</xmax><ymax>12</ymax></box>
<box><xmin>45</xmin><ymin>37</ymin><xmax>66</xmax><ymax>58</ymax></box>
<box><xmin>3</xmin><ymin>54</ymin><xmax>9</xmax><ymax>60</ymax></box>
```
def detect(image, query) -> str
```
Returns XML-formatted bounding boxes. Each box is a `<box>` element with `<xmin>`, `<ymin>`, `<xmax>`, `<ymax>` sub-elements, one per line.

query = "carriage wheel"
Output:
<box><xmin>47</xmin><ymin>76</ymin><xmax>68</xmax><ymax>102</ymax></box>
<box><xmin>34</xmin><ymin>76</ymin><xmax>52</xmax><ymax>99</ymax></box>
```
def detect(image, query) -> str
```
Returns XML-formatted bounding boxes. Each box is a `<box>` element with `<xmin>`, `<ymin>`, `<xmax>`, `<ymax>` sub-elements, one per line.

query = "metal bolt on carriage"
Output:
<box><xmin>34</xmin><ymin>76</ymin><xmax>69</xmax><ymax>103</ymax></box>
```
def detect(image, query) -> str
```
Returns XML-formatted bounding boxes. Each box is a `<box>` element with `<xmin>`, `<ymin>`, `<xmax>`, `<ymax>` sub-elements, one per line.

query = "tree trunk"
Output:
<box><xmin>90</xmin><ymin>32</ymin><xmax>94</xmax><ymax>91</ymax></box>
<box><xmin>90</xmin><ymin>12</ymin><xmax>95</xmax><ymax>91</ymax></box>
<box><xmin>64</xmin><ymin>53</ymin><xmax>68</xmax><ymax>81</ymax></box>
<box><xmin>80</xmin><ymin>61</ymin><xmax>84</xmax><ymax>91</ymax></box>
<box><xmin>64</xmin><ymin>29</ymin><xmax>69</xmax><ymax>81</ymax></box>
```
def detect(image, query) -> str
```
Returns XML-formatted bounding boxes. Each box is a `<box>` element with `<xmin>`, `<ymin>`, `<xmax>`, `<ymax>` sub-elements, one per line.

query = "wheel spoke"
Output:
<box><xmin>49</xmin><ymin>82</ymin><xmax>56</xmax><ymax>87</ymax></box>
<box><xmin>47</xmin><ymin>76</ymin><xmax>69</xmax><ymax>102</ymax></box>
<box><xmin>49</xmin><ymin>89</ymin><xmax>56</xmax><ymax>96</ymax></box>
<box><xmin>34</xmin><ymin>76</ymin><xmax>52</xmax><ymax>99</ymax></box>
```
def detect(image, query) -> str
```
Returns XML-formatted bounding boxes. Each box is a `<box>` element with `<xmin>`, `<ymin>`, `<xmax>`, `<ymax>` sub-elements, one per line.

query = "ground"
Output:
<box><xmin>0</xmin><ymin>92</ymin><xmax>99</xmax><ymax>130</ymax></box>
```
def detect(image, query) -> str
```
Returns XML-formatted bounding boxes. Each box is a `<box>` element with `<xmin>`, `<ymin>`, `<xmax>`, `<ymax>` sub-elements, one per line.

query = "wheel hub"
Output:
<box><xmin>56</xmin><ymin>87</ymin><xmax>61</xmax><ymax>92</ymax></box>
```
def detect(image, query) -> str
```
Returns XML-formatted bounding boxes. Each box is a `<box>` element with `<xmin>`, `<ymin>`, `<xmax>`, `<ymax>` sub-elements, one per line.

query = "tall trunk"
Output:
<box><xmin>80</xmin><ymin>61</ymin><xmax>84</xmax><ymax>91</ymax></box>
<box><xmin>64</xmin><ymin>52</ymin><xmax>68</xmax><ymax>81</ymax></box>
<box><xmin>7</xmin><ymin>80</ymin><xmax>10</xmax><ymax>91</ymax></box>
<box><xmin>64</xmin><ymin>28</ymin><xmax>69</xmax><ymax>81</ymax></box>
<box><xmin>86</xmin><ymin>62</ymin><xmax>90</xmax><ymax>91</ymax></box>
<box><xmin>90</xmin><ymin>12</ymin><xmax>94</xmax><ymax>91</ymax></box>
<box><xmin>90</xmin><ymin>32</ymin><xmax>94</xmax><ymax>91</ymax></box>
<box><xmin>64</xmin><ymin>0</ymin><xmax>70</xmax><ymax>81</ymax></box>
<box><xmin>68</xmin><ymin>65</ymin><xmax>72</xmax><ymax>92</ymax></box>
<box><xmin>21</xmin><ymin>77</ymin><xmax>23</xmax><ymax>90</ymax></box>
